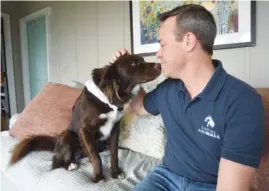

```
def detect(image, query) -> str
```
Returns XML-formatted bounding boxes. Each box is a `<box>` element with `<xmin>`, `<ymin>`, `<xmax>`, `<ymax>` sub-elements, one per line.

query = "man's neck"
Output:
<box><xmin>179</xmin><ymin>55</ymin><xmax>215</xmax><ymax>99</ymax></box>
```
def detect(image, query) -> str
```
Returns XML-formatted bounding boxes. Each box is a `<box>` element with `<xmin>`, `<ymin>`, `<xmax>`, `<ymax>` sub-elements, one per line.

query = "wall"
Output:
<box><xmin>2</xmin><ymin>1</ymin><xmax>131</xmax><ymax>112</ymax></box>
<box><xmin>1</xmin><ymin>1</ymin><xmax>269</xmax><ymax>112</ymax></box>
<box><xmin>1</xmin><ymin>1</ymin><xmax>24</xmax><ymax>112</ymax></box>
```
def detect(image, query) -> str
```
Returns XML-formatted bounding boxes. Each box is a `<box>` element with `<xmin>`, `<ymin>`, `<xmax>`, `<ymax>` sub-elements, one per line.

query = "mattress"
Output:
<box><xmin>0</xmin><ymin>131</ymin><xmax>161</xmax><ymax>191</ymax></box>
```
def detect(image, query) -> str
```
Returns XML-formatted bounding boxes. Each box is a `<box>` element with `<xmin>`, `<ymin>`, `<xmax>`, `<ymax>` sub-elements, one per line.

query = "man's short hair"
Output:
<box><xmin>160</xmin><ymin>4</ymin><xmax>217</xmax><ymax>55</ymax></box>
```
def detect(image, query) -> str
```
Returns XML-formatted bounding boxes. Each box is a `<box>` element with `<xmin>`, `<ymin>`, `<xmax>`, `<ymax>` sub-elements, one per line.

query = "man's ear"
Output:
<box><xmin>184</xmin><ymin>32</ymin><xmax>197</xmax><ymax>52</ymax></box>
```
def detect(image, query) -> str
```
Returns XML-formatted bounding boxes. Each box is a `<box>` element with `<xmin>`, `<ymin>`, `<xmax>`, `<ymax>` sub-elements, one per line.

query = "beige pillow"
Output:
<box><xmin>119</xmin><ymin>111</ymin><xmax>166</xmax><ymax>160</ymax></box>
<box><xmin>119</xmin><ymin>78</ymin><xmax>167</xmax><ymax>160</ymax></box>
<box><xmin>9</xmin><ymin>83</ymin><xmax>82</xmax><ymax>139</ymax></box>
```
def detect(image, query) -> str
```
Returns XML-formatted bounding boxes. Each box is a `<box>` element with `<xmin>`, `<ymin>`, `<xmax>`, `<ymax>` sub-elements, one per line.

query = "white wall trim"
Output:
<box><xmin>1</xmin><ymin>13</ymin><xmax>17</xmax><ymax>116</ymax></box>
<box><xmin>20</xmin><ymin>7</ymin><xmax>52</xmax><ymax>106</ymax></box>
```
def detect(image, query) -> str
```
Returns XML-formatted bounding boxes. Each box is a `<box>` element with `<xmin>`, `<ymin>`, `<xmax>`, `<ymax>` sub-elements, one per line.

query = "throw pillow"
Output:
<box><xmin>9</xmin><ymin>83</ymin><xmax>82</xmax><ymax>139</ymax></box>
<box><xmin>119</xmin><ymin>77</ymin><xmax>167</xmax><ymax>160</ymax></box>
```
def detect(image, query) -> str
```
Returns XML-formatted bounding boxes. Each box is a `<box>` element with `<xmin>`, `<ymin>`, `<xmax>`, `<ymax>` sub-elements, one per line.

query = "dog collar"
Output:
<box><xmin>85</xmin><ymin>78</ymin><xmax>118</xmax><ymax>111</ymax></box>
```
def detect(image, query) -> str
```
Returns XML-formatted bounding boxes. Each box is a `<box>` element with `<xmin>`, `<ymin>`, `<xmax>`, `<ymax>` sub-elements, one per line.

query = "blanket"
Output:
<box><xmin>1</xmin><ymin>132</ymin><xmax>161</xmax><ymax>191</ymax></box>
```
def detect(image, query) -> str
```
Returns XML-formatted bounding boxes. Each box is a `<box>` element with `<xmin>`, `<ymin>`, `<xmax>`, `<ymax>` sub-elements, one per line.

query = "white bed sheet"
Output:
<box><xmin>0</xmin><ymin>131</ymin><xmax>161</xmax><ymax>191</ymax></box>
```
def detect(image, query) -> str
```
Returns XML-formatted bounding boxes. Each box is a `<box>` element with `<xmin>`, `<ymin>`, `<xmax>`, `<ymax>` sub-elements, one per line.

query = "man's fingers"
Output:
<box><xmin>112</xmin><ymin>55</ymin><xmax>118</xmax><ymax>61</ymax></box>
<box><xmin>115</xmin><ymin>51</ymin><xmax>122</xmax><ymax>58</ymax></box>
<box><xmin>110</xmin><ymin>54</ymin><xmax>120</xmax><ymax>63</ymax></box>
<box><xmin>110</xmin><ymin>48</ymin><xmax>130</xmax><ymax>63</ymax></box>
<box><xmin>120</xmin><ymin>49</ymin><xmax>129</xmax><ymax>55</ymax></box>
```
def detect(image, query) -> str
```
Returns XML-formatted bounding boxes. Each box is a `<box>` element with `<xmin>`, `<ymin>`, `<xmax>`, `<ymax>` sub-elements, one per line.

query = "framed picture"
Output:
<box><xmin>130</xmin><ymin>1</ymin><xmax>256</xmax><ymax>56</ymax></box>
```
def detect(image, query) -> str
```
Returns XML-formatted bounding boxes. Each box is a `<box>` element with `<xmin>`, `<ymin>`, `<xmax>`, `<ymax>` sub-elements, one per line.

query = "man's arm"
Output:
<box><xmin>128</xmin><ymin>87</ymin><xmax>150</xmax><ymax>116</ymax></box>
<box><xmin>217</xmin><ymin>89</ymin><xmax>265</xmax><ymax>191</ymax></box>
<box><xmin>216</xmin><ymin>158</ymin><xmax>256</xmax><ymax>191</ymax></box>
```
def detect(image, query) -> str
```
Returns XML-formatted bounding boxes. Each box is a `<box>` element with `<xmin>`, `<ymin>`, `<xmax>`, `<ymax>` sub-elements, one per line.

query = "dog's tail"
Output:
<box><xmin>9</xmin><ymin>135</ymin><xmax>57</xmax><ymax>166</ymax></box>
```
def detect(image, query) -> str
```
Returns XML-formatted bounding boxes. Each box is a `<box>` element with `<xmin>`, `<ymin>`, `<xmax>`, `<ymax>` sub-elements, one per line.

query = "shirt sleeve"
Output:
<box><xmin>143</xmin><ymin>86</ymin><xmax>160</xmax><ymax>116</ymax></box>
<box><xmin>221</xmin><ymin>89</ymin><xmax>265</xmax><ymax>168</ymax></box>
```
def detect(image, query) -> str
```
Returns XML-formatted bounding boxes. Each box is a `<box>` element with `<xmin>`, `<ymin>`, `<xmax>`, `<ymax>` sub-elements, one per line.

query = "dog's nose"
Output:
<box><xmin>155</xmin><ymin>63</ymin><xmax>161</xmax><ymax>70</ymax></box>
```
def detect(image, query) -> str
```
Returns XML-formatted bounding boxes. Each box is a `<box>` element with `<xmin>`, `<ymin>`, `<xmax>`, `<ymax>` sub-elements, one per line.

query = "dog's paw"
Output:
<box><xmin>92</xmin><ymin>174</ymin><xmax>105</xmax><ymax>183</ymax></box>
<box><xmin>98</xmin><ymin>179</ymin><xmax>105</xmax><ymax>184</ymax></box>
<box><xmin>112</xmin><ymin>170</ymin><xmax>125</xmax><ymax>179</ymax></box>
<box><xmin>68</xmin><ymin>163</ymin><xmax>78</xmax><ymax>171</ymax></box>
<box><xmin>117</xmin><ymin>172</ymin><xmax>125</xmax><ymax>179</ymax></box>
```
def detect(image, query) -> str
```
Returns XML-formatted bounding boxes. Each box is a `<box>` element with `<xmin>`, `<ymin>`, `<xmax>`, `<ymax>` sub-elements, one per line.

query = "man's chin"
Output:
<box><xmin>162</xmin><ymin>70</ymin><xmax>169</xmax><ymax>78</ymax></box>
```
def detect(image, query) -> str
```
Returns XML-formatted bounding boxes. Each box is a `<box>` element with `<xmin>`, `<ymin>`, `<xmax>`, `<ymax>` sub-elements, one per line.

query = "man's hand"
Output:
<box><xmin>110</xmin><ymin>48</ymin><xmax>130</xmax><ymax>63</ymax></box>
<box><xmin>128</xmin><ymin>87</ymin><xmax>149</xmax><ymax>116</ymax></box>
<box><xmin>216</xmin><ymin>157</ymin><xmax>256</xmax><ymax>191</ymax></box>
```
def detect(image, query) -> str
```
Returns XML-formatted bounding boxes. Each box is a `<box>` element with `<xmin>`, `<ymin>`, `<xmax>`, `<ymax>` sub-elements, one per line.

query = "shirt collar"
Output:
<box><xmin>177</xmin><ymin>59</ymin><xmax>227</xmax><ymax>101</ymax></box>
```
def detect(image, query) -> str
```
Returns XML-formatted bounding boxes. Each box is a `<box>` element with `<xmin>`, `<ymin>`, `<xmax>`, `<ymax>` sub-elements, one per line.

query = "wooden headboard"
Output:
<box><xmin>256</xmin><ymin>88</ymin><xmax>269</xmax><ymax>108</ymax></box>
<box><xmin>256</xmin><ymin>88</ymin><xmax>269</xmax><ymax>137</ymax></box>
<box><xmin>255</xmin><ymin>88</ymin><xmax>269</xmax><ymax>160</ymax></box>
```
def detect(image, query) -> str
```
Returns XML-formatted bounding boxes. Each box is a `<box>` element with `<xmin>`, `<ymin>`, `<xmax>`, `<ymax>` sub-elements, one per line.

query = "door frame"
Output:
<box><xmin>20</xmin><ymin>7</ymin><xmax>51</xmax><ymax>106</ymax></box>
<box><xmin>1</xmin><ymin>13</ymin><xmax>17</xmax><ymax>116</ymax></box>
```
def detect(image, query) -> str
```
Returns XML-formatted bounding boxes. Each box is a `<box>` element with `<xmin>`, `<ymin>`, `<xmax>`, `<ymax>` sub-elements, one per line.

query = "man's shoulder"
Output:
<box><xmin>156</xmin><ymin>78</ymin><xmax>182</xmax><ymax>90</ymax></box>
<box><xmin>145</xmin><ymin>78</ymin><xmax>180</xmax><ymax>101</ymax></box>
<box><xmin>224</xmin><ymin>74</ymin><xmax>261</xmax><ymax>102</ymax></box>
<box><xmin>222</xmin><ymin>74</ymin><xmax>263</xmax><ymax>112</ymax></box>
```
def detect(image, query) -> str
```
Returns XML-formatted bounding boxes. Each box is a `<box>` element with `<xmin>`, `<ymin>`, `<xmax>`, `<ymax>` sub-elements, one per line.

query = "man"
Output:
<box><xmin>112</xmin><ymin>4</ymin><xmax>265</xmax><ymax>191</ymax></box>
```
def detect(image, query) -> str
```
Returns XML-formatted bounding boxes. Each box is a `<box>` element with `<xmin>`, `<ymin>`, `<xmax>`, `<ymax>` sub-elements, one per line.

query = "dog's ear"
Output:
<box><xmin>103</xmin><ymin>80</ymin><xmax>122</xmax><ymax>102</ymax></box>
<box><xmin>92</xmin><ymin>66</ymin><xmax>122</xmax><ymax>102</ymax></box>
<box><xmin>92</xmin><ymin>68</ymin><xmax>106</xmax><ymax>87</ymax></box>
<box><xmin>112</xmin><ymin>80</ymin><xmax>123</xmax><ymax>101</ymax></box>
<box><xmin>103</xmin><ymin>66</ymin><xmax>123</xmax><ymax>102</ymax></box>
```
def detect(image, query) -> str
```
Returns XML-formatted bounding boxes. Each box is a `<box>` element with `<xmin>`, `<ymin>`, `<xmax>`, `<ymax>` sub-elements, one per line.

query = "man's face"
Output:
<box><xmin>156</xmin><ymin>16</ymin><xmax>187</xmax><ymax>79</ymax></box>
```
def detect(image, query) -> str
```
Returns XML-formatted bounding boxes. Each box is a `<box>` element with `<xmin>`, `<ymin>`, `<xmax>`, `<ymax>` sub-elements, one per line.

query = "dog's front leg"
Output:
<box><xmin>109</xmin><ymin>121</ymin><xmax>125</xmax><ymax>179</ymax></box>
<box><xmin>79</xmin><ymin>128</ymin><xmax>104</xmax><ymax>183</ymax></box>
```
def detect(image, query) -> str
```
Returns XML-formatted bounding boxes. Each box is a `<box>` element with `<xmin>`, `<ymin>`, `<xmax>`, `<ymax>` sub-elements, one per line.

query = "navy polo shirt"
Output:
<box><xmin>143</xmin><ymin>60</ymin><xmax>265</xmax><ymax>184</ymax></box>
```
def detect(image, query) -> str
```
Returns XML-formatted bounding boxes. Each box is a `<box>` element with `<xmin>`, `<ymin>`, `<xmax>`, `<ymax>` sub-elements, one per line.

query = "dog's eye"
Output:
<box><xmin>131</xmin><ymin>62</ymin><xmax>138</xmax><ymax>66</ymax></box>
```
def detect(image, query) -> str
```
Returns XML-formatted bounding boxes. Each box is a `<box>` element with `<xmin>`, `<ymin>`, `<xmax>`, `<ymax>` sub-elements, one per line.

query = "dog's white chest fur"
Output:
<box><xmin>99</xmin><ymin>109</ymin><xmax>123</xmax><ymax>140</ymax></box>
<box><xmin>85</xmin><ymin>79</ymin><xmax>124</xmax><ymax>140</ymax></box>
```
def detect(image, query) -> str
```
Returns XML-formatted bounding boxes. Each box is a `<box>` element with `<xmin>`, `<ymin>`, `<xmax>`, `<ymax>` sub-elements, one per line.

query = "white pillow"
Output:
<box><xmin>119</xmin><ymin>112</ymin><xmax>166</xmax><ymax>160</ymax></box>
<box><xmin>9</xmin><ymin>113</ymin><xmax>20</xmax><ymax>129</ymax></box>
<box><xmin>119</xmin><ymin>76</ymin><xmax>167</xmax><ymax>160</ymax></box>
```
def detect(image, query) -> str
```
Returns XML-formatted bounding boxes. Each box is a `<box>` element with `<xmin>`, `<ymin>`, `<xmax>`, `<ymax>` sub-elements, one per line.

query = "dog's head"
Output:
<box><xmin>112</xmin><ymin>54</ymin><xmax>161</xmax><ymax>85</ymax></box>
<box><xmin>92</xmin><ymin>54</ymin><xmax>161</xmax><ymax>105</ymax></box>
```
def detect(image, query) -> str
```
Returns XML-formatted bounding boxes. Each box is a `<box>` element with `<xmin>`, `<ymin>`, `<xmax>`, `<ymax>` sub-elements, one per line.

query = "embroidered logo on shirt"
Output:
<box><xmin>204</xmin><ymin>115</ymin><xmax>215</xmax><ymax>128</ymax></box>
<box><xmin>198</xmin><ymin>115</ymin><xmax>220</xmax><ymax>139</ymax></box>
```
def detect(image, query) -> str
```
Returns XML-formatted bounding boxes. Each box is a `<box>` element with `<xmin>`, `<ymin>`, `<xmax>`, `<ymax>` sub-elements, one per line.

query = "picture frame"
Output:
<box><xmin>130</xmin><ymin>1</ymin><xmax>256</xmax><ymax>56</ymax></box>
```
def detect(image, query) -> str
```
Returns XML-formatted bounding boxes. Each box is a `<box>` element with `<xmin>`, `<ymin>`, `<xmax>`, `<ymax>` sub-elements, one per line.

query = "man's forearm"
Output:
<box><xmin>128</xmin><ymin>87</ymin><xmax>150</xmax><ymax>116</ymax></box>
<box><xmin>128</xmin><ymin>101</ymin><xmax>149</xmax><ymax>116</ymax></box>
<box><xmin>216</xmin><ymin>157</ymin><xmax>256</xmax><ymax>191</ymax></box>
